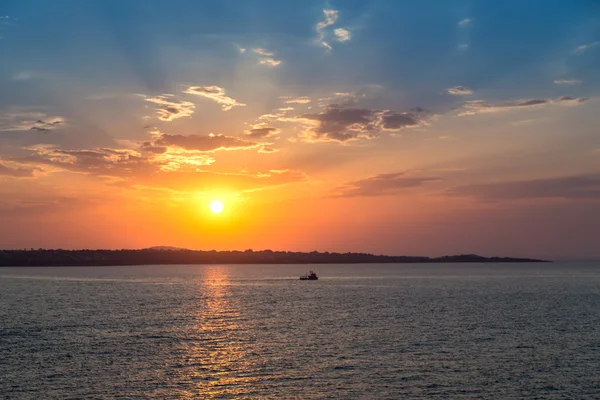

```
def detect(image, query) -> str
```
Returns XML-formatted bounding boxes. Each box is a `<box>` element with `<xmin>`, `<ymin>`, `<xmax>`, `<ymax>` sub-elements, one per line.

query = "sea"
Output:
<box><xmin>1</xmin><ymin>262</ymin><xmax>599</xmax><ymax>399</ymax></box>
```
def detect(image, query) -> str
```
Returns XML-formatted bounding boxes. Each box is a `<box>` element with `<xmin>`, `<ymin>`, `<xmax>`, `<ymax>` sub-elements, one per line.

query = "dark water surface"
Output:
<box><xmin>1</xmin><ymin>263</ymin><xmax>600</xmax><ymax>399</ymax></box>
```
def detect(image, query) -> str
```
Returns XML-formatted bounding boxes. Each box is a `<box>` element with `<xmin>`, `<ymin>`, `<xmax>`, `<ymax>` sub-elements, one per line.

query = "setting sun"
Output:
<box><xmin>209</xmin><ymin>200</ymin><xmax>224</xmax><ymax>214</ymax></box>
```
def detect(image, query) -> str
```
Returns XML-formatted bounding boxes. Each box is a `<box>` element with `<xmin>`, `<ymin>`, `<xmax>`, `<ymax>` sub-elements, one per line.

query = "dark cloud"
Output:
<box><xmin>296</xmin><ymin>106</ymin><xmax>429</xmax><ymax>142</ymax></box>
<box><xmin>0</xmin><ymin>111</ymin><xmax>66</xmax><ymax>132</ymax></box>
<box><xmin>140</xmin><ymin>142</ymin><xmax>167</xmax><ymax>154</ymax></box>
<box><xmin>30</xmin><ymin>119</ymin><xmax>64</xmax><ymax>132</ymax></box>
<box><xmin>518</xmin><ymin>99</ymin><xmax>547</xmax><ymax>106</ymax></box>
<box><xmin>302</xmin><ymin>107</ymin><xmax>373</xmax><ymax>141</ymax></box>
<box><xmin>379</xmin><ymin>111</ymin><xmax>424</xmax><ymax>130</ymax></box>
<box><xmin>446</xmin><ymin>174</ymin><xmax>600</xmax><ymax>200</ymax></box>
<box><xmin>154</xmin><ymin>133</ymin><xmax>259</xmax><ymax>152</ymax></box>
<box><xmin>558</xmin><ymin>96</ymin><xmax>588</xmax><ymax>103</ymax></box>
<box><xmin>245</xmin><ymin>126</ymin><xmax>280</xmax><ymax>138</ymax></box>
<box><xmin>459</xmin><ymin>96</ymin><xmax>589</xmax><ymax>116</ymax></box>
<box><xmin>333</xmin><ymin>172</ymin><xmax>441</xmax><ymax>197</ymax></box>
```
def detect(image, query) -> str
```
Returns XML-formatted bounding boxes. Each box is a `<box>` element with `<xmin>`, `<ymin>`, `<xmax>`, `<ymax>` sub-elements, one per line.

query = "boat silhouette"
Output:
<box><xmin>299</xmin><ymin>270</ymin><xmax>318</xmax><ymax>280</ymax></box>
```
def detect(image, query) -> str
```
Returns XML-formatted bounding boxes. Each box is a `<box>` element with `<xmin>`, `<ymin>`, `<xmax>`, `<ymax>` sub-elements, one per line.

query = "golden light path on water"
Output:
<box><xmin>176</xmin><ymin>266</ymin><xmax>259</xmax><ymax>398</ymax></box>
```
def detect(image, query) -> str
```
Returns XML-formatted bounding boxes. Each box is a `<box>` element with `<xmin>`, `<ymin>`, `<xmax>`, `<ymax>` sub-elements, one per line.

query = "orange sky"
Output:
<box><xmin>1</xmin><ymin>2</ymin><xmax>600</xmax><ymax>259</ymax></box>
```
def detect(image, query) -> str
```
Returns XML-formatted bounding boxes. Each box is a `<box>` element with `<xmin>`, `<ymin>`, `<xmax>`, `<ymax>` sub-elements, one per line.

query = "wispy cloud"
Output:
<box><xmin>333</xmin><ymin>172</ymin><xmax>441</xmax><ymax>197</ymax></box>
<box><xmin>253</xmin><ymin>48</ymin><xmax>274</xmax><ymax>57</ymax></box>
<box><xmin>316</xmin><ymin>9</ymin><xmax>338</xmax><ymax>33</ymax></box>
<box><xmin>184</xmin><ymin>86</ymin><xmax>245</xmax><ymax>111</ymax></box>
<box><xmin>0</xmin><ymin>161</ymin><xmax>36</xmax><ymax>178</ymax></box>
<box><xmin>0</xmin><ymin>15</ymin><xmax>16</xmax><ymax>40</ymax></box>
<box><xmin>259</xmin><ymin>58</ymin><xmax>281</xmax><ymax>67</ymax></box>
<box><xmin>12</xmin><ymin>71</ymin><xmax>38</xmax><ymax>81</ymax></box>
<box><xmin>16</xmin><ymin>144</ymin><xmax>304</xmax><ymax>193</ymax></box>
<box><xmin>145</xmin><ymin>95</ymin><xmax>195</xmax><ymax>121</ymax></box>
<box><xmin>554</xmin><ymin>79</ymin><xmax>582</xmax><ymax>85</ymax></box>
<box><xmin>315</xmin><ymin>9</ymin><xmax>350</xmax><ymax>51</ymax></box>
<box><xmin>446</xmin><ymin>174</ymin><xmax>600</xmax><ymax>200</ymax></box>
<box><xmin>0</xmin><ymin>109</ymin><xmax>66</xmax><ymax>132</ymax></box>
<box><xmin>252</xmin><ymin>48</ymin><xmax>281</xmax><ymax>67</ymax></box>
<box><xmin>458</xmin><ymin>18</ymin><xmax>471</xmax><ymax>26</ymax></box>
<box><xmin>574</xmin><ymin>41</ymin><xmax>600</xmax><ymax>54</ymax></box>
<box><xmin>333</xmin><ymin>28</ymin><xmax>351</xmax><ymax>42</ymax></box>
<box><xmin>151</xmin><ymin>132</ymin><xmax>259</xmax><ymax>152</ymax></box>
<box><xmin>18</xmin><ymin>146</ymin><xmax>153</xmax><ymax>177</ymax></box>
<box><xmin>245</xmin><ymin>125</ymin><xmax>280</xmax><ymax>138</ymax></box>
<box><xmin>258</xmin><ymin>146</ymin><xmax>279</xmax><ymax>154</ymax></box>
<box><xmin>458</xmin><ymin>43</ymin><xmax>469</xmax><ymax>51</ymax></box>
<box><xmin>446</xmin><ymin>86</ymin><xmax>473</xmax><ymax>95</ymax></box>
<box><xmin>281</xmin><ymin>96</ymin><xmax>311</xmax><ymax>104</ymax></box>
<box><xmin>458</xmin><ymin>96</ymin><xmax>589</xmax><ymax>116</ymax></box>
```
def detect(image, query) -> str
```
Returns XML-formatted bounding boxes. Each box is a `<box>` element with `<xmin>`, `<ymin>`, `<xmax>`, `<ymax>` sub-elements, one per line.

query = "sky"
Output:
<box><xmin>1</xmin><ymin>0</ymin><xmax>599</xmax><ymax>259</ymax></box>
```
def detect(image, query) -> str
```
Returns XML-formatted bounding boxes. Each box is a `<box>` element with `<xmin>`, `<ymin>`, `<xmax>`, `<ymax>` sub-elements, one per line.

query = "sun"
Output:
<box><xmin>209</xmin><ymin>200</ymin><xmax>224</xmax><ymax>214</ymax></box>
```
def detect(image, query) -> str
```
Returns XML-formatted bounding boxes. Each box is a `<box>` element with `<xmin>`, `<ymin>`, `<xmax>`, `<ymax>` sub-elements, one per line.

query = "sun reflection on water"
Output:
<box><xmin>177</xmin><ymin>265</ymin><xmax>259</xmax><ymax>398</ymax></box>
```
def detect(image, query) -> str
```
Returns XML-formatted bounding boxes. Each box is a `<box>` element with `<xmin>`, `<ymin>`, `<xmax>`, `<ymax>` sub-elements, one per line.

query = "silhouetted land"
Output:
<box><xmin>0</xmin><ymin>249</ymin><xmax>548</xmax><ymax>266</ymax></box>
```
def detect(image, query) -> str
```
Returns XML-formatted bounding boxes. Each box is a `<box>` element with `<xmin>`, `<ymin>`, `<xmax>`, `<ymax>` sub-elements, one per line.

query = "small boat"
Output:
<box><xmin>300</xmin><ymin>270</ymin><xmax>318</xmax><ymax>280</ymax></box>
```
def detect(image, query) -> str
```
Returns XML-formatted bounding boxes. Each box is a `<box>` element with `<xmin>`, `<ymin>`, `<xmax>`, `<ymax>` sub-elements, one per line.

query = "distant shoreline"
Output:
<box><xmin>0</xmin><ymin>249</ymin><xmax>549</xmax><ymax>267</ymax></box>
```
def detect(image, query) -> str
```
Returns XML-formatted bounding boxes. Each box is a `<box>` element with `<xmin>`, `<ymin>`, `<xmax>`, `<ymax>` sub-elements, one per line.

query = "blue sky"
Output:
<box><xmin>0</xmin><ymin>0</ymin><xmax>599</xmax><ymax>258</ymax></box>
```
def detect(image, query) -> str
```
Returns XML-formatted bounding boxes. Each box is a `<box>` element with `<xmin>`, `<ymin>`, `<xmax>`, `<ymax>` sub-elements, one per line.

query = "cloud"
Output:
<box><xmin>0</xmin><ymin>15</ymin><xmax>16</xmax><ymax>40</ymax></box>
<box><xmin>333</xmin><ymin>28</ymin><xmax>351</xmax><ymax>42</ymax></box>
<box><xmin>378</xmin><ymin>110</ymin><xmax>428</xmax><ymax>130</ymax></box>
<box><xmin>333</xmin><ymin>172</ymin><xmax>441</xmax><ymax>197</ymax></box>
<box><xmin>445</xmin><ymin>174</ymin><xmax>600</xmax><ymax>200</ymax></box>
<box><xmin>293</xmin><ymin>106</ymin><xmax>430</xmax><ymax>142</ymax></box>
<box><xmin>259</xmin><ymin>58</ymin><xmax>281</xmax><ymax>67</ymax></box>
<box><xmin>458</xmin><ymin>96</ymin><xmax>589</xmax><ymax>116</ymax></box>
<box><xmin>554</xmin><ymin>79</ymin><xmax>582</xmax><ymax>85</ymax></box>
<box><xmin>446</xmin><ymin>86</ymin><xmax>473</xmax><ymax>95</ymax></box>
<box><xmin>16</xmin><ymin>144</ymin><xmax>304</xmax><ymax>193</ymax></box>
<box><xmin>30</xmin><ymin>120</ymin><xmax>64</xmax><ymax>132</ymax></box>
<box><xmin>252</xmin><ymin>48</ymin><xmax>282</xmax><ymax>67</ymax></box>
<box><xmin>258</xmin><ymin>146</ymin><xmax>279</xmax><ymax>154</ymax></box>
<box><xmin>458</xmin><ymin>18</ymin><xmax>471</xmax><ymax>26</ymax></box>
<box><xmin>458</xmin><ymin>43</ymin><xmax>469</xmax><ymax>51</ymax></box>
<box><xmin>184</xmin><ymin>86</ymin><xmax>245</xmax><ymax>111</ymax></box>
<box><xmin>315</xmin><ymin>9</ymin><xmax>350</xmax><ymax>51</ymax></box>
<box><xmin>574</xmin><ymin>41</ymin><xmax>599</xmax><ymax>54</ymax></box>
<box><xmin>281</xmin><ymin>96</ymin><xmax>311</xmax><ymax>104</ymax></box>
<box><xmin>145</xmin><ymin>95</ymin><xmax>195</xmax><ymax>121</ymax></box>
<box><xmin>12</xmin><ymin>71</ymin><xmax>37</xmax><ymax>81</ymax></box>
<box><xmin>18</xmin><ymin>146</ymin><xmax>154</xmax><ymax>177</ymax></box>
<box><xmin>299</xmin><ymin>107</ymin><xmax>375</xmax><ymax>142</ymax></box>
<box><xmin>0</xmin><ymin>161</ymin><xmax>36</xmax><ymax>178</ymax></box>
<box><xmin>316</xmin><ymin>9</ymin><xmax>338</xmax><ymax>32</ymax></box>
<box><xmin>321</xmin><ymin>41</ymin><xmax>333</xmax><ymax>51</ymax></box>
<box><xmin>252</xmin><ymin>48</ymin><xmax>274</xmax><ymax>57</ymax></box>
<box><xmin>132</xmin><ymin>168</ymin><xmax>306</xmax><ymax>193</ymax></box>
<box><xmin>245</xmin><ymin>126</ymin><xmax>280</xmax><ymax>138</ymax></box>
<box><xmin>0</xmin><ymin>110</ymin><xmax>65</xmax><ymax>132</ymax></box>
<box><xmin>153</xmin><ymin>133</ymin><xmax>259</xmax><ymax>152</ymax></box>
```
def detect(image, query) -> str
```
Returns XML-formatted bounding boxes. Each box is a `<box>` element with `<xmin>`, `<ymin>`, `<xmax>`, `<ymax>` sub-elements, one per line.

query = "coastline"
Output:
<box><xmin>0</xmin><ymin>249</ymin><xmax>549</xmax><ymax>267</ymax></box>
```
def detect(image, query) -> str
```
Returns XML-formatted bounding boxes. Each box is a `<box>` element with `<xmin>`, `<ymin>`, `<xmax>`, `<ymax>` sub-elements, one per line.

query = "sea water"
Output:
<box><xmin>1</xmin><ymin>263</ymin><xmax>599</xmax><ymax>399</ymax></box>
